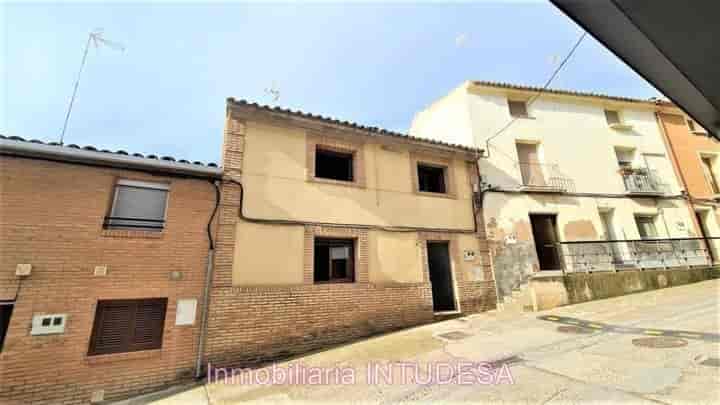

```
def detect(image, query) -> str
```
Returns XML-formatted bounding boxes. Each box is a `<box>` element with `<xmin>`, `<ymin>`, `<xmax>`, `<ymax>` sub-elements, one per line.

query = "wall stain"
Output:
<box><xmin>564</xmin><ymin>220</ymin><xmax>597</xmax><ymax>240</ymax></box>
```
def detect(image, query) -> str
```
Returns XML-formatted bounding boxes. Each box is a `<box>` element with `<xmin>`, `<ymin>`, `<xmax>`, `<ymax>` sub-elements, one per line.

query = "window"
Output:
<box><xmin>508</xmin><ymin>100</ymin><xmax>529</xmax><ymax>118</ymax></box>
<box><xmin>635</xmin><ymin>216</ymin><xmax>658</xmax><ymax>239</ymax></box>
<box><xmin>605</xmin><ymin>109</ymin><xmax>621</xmax><ymax>125</ymax></box>
<box><xmin>313</xmin><ymin>238</ymin><xmax>354</xmax><ymax>283</ymax></box>
<box><xmin>88</xmin><ymin>298</ymin><xmax>167</xmax><ymax>356</ymax></box>
<box><xmin>105</xmin><ymin>180</ymin><xmax>169</xmax><ymax>231</ymax></box>
<box><xmin>701</xmin><ymin>156</ymin><xmax>720</xmax><ymax>194</ymax></box>
<box><xmin>614</xmin><ymin>148</ymin><xmax>635</xmax><ymax>169</ymax></box>
<box><xmin>315</xmin><ymin>148</ymin><xmax>354</xmax><ymax>182</ymax></box>
<box><xmin>417</xmin><ymin>164</ymin><xmax>447</xmax><ymax>193</ymax></box>
<box><xmin>687</xmin><ymin>119</ymin><xmax>697</xmax><ymax>132</ymax></box>
<box><xmin>0</xmin><ymin>301</ymin><xmax>13</xmax><ymax>352</ymax></box>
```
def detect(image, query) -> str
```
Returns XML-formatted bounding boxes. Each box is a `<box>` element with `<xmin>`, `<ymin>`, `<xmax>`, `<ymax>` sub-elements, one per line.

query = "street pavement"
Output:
<box><xmin>131</xmin><ymin>280</ymin><xmax>720</xmax><ymax>404</ymax></box>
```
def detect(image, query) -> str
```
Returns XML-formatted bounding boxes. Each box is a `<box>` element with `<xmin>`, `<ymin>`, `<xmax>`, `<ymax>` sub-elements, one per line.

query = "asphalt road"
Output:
<box><xmin>134</xmin><ymin>279</ymin><xmax>720</xmax><ymax>404</ymax></box>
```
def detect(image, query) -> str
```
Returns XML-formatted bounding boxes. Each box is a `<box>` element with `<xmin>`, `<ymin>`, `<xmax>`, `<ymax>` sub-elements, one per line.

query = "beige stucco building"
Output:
<box><xmin>204</xmin><ymin>99</ymin><xmax>496</xmax><ymax>368</ymax></box>
<box><xmin>411</xmin><ymin>81</ymin><xmax>701</xmax><ymax>309</ymax></box>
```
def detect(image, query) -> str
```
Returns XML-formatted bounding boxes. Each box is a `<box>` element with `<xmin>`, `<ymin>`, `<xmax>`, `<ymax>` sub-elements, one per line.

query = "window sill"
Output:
<box><xmin>309</xmin><ymin>176</ymin><xmax>364</xmax><ymax>189</ymax></box>
<box><xmin>415</xmin><ymin>190</ymin><xmax>456</xmax><ymax>199</ymax></box>
<box><xmin>101</xmin><ymin>229</ymin><xmax>164</xmax><ymax>239</ymax></box>
<box><xmin>510</xmin><ymin>115</ymin><xmax>535</xmax><ymax>120</ymax></box>
<box><xmin>85</xmin><ymin>348</ymin><xmax>162</xmax><ymax>365</ymax></box>
<box><xmin>609</xmin><ymin>123</ymin><xmax>634</xmax><ymax>131</ymax></box>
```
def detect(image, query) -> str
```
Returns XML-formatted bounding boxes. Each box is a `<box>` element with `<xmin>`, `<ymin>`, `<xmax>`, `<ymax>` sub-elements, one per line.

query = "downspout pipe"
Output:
<box><xmin>195</xmin><ymin>180</ymin><xmax>220</xmax><ymax>379</ymax></box>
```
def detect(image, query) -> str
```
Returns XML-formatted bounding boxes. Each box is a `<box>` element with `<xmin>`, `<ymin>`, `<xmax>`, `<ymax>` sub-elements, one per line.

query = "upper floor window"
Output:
<box><xmin>105</xmin><ymin>180</ymin><xmax>169</xmax><ymax>231</ymax></box>
<box><xmin>605</xmin><ymin>109</ymin><xmax>633</xmax><ymax>130</ymax></box>
<box><xmin>687</xmin><ymin>118</ymin><xmax>706</xmax><ymax>134</ymax></box>
<box><xmin>635</xmin><ymin>215</ymin><xmax>658</xmax><ymax>239</ymax></box>
<box><xmin>313</xmin><ymin>238</ymin><xmax>355</xmax><ymax>283</ymax></box>
<box><xmin>604</xmin><ymin>109</ymin><xmax>622</xmax><ymax>125</ymax></box>
<box><xmin>417</xmin><ymin>164</ymin><xmax>447</xmax><ymax>194</ymax></box>
<box><xmin>614</xmin><ymin>147</ymin><xmax>635</xmax><ymax>170</ymax></box>
<box><xmin>508</xmin><ymin>100</ymin><xmax>530</xmax><ymax>118</ymax></box>
<box><xmin>700</xmin><ymin>155</ymin><xmax>720</xmax><ymax>194</ymax></box>
<box><xmin>315</xmin><ymin>147</ymin><xmax>354</xmax><ymax>182</ymax></box>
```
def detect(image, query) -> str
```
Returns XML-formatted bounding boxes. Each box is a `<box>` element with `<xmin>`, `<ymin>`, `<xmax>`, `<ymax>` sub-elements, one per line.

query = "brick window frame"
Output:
<box><xmin>410</xmin><ymin>153</ymin><xmax>457</xmax><ymax>199</ymax></box>
<box><xmin>418</xmin><ymin>233</ymin><xmax>463</xmax><ymax>284</ymax></box>
<box><xmin>303</xmin><ymin>226</ymin><xmax>369</xmax><ymax>284</ymax></box>
<box><xmin>306</xmin><ymin>133</ymin><xmax>366</xmax><ymax>188</ymax></box>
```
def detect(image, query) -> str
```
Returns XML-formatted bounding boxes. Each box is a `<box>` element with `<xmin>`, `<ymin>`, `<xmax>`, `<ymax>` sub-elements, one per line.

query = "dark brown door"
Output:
<box><xmin>530</xmin><ymin>214</ymin><xmax>562</xmax><ymax>270</ymax></box>
<box><xmin>427</xmin><ymin>242</ymin><xmax>456</xmax><ymax>312</ymax></box>
<box><xmin>695</xmin><ymin>211</ymin><xmax>715</xmax><ymax>263</ymax></box>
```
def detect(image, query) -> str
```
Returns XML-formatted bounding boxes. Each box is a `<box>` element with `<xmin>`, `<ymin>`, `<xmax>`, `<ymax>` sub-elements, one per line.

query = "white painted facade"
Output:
<box><xmin>410</xmin><ymin>82</ymin><xmax>699</xmax><ymax>304</ymax></box>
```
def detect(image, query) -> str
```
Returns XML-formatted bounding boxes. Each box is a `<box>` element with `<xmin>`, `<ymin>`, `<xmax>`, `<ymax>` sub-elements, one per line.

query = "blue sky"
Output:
<box><xmin>1</xmin><ymin>1</ymin><xmax>661</xmax><ymax>164</ymax></box>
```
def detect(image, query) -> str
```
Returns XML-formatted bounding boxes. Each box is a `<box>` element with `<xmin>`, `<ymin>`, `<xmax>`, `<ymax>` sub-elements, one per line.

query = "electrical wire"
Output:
<box><xmin>484</xmin><ymin>31</ymin><xmax>587</xmax><ymax>156</ymax></box>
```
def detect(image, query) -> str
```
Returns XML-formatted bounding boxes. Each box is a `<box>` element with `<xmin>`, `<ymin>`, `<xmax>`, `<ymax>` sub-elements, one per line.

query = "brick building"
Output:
<box><xmin>203</xmin><ymin>99</ymin><xmax>497</xmax><ymax>369</ymax></box>
<box><xmin>0</xmin><ymin>135</ymin><xmax>221</xmax><ymax>403</ymax></box>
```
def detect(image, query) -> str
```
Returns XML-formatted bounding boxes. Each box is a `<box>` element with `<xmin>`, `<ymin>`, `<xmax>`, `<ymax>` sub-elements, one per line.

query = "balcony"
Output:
<box><xmin>555</xmin><ymin>237</ymin><xmax>714</xmax><ymax>273</ymax></box>
<box><xmin>621</xmin><ymin>169</ymin><xmax>667</xmax><ymax>195</ymax></box>
<box><xmin>518</xmin><ymin>162</ymin><xmax>575</xmax><ymax>193</ymax></box>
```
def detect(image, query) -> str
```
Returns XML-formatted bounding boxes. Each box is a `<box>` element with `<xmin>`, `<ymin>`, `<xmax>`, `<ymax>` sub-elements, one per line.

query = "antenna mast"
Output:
<box><xmin>59</xmin><ymin>29</ymin><xmax>124</xmax><ymax>145</ymax></box>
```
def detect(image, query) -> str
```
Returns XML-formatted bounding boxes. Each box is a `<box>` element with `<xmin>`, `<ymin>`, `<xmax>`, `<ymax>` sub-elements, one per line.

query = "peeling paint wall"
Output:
<box><xmin>483</xmin><ymin>191</ymin><xmax>696</xmax><ymax>302</ymax></box>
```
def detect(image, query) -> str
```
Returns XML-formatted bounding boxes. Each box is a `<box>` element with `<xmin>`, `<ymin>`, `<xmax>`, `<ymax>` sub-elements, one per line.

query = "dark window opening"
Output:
<box><xmin>0</xmin><ymin>302</ymin><xmax>14</xmax><ymax>352</ymax></box>
<box><xmin>508</xmin><ymin>100</ymin><xmax>529</xmax><ymax>118</ymax></box>
<box><xmin>635</xmin><ymin>216</ymin><xmax>658</xmax><ymax>240</ymax></box>
<box><xmin>314</xmin><ymin>238</ymin><xmax>354</xmax><ymax>283</ymax></box>
<box><xmin>88</xmin><ymin>298</ymin><xmax>167</xmax><ymax>356</ymax></box>
<box><xmin>417</xmin><ymin>164</ymin><xmax>447</xmax><ymax>193</ymax></box>
<box><xmin>315</xmin><ymin>148</ymin><xmax>354</xmax><ymax>182</ymax></box>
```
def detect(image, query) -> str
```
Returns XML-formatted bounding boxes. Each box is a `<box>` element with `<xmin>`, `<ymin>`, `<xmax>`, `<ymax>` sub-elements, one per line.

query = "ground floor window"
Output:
<box><xmin>0</xmin><ymin>301</ymin><xmax>14</xmax><ymax>352</ymax></box>
<box><xmin>314</xmin><ymin>238</ymin><xmax>355</xmax><ymax>283</ymax></box>
<box><xmin>88</xmin><ymin>298</ymin><xmax>167</xmax><ymax>356</ymax></box>
<box><xmin>635</xmin><ymin>215</ymin><xmax>659</xmax><ymax>239</ymax></box>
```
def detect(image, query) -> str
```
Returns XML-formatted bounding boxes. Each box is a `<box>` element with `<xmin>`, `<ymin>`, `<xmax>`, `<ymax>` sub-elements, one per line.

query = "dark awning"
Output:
<box><xmin>551</xmin><ymin>0</ymin><xmax>719</xmax><ymax>139</ymax></box>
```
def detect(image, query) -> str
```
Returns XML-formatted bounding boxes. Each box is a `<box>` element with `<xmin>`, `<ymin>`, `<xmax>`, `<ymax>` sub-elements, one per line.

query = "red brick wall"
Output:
<box><xmin>0</xmin><ymin>156</ymin><xmax>216</xmax><ymax>404</ymax></box>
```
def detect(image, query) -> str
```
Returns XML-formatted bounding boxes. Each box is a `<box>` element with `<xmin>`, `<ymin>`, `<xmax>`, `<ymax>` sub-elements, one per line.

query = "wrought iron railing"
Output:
<box><xmin>518</xmin><ymin>162</ymin><xmax>575</xmax><ymax>192</ymax></box>
<box><xmin>103</xmin><ymin>216</ymin><xmax>165</xmax><ymax>230</ymax></box>
<box><xmin>555</xmin><ymin>237</ymin><xmax>718</xmax><ymax>273</ymax></box>
<box><xmin>621</xmin><ymin>169</ymin><xmax>667</xmax><ymax>194</ymax></box>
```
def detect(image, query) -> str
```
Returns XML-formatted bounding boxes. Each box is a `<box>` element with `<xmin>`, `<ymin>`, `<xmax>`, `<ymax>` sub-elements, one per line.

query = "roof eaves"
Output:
<box><xmin>469</xmin><ymin>80</ymin><xmax>672</xmax><ymax>106</ymax></box>
<box><xmin>226</xmin><ymin>98</ymin><xmax>483</xmax><ymax>155</ymax></box>
<box><xmin>0</xmin><ymin>135</ymin><xmax>221</xmax><ymax>178</ymax></box>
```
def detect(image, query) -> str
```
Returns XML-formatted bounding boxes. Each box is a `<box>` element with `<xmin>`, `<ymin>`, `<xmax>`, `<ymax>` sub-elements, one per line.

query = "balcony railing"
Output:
<box><xmin>518</xmin><ymin>162</ymin><xmax>575</xmax><ymax>192</ymax></box>
<box><xmin>554</xmin><ymin>237</ymin><xmax>717</xmax><ymax>273</ymax></box>
<box><xmin>621</xmin><ymin>169</ymin><xmax>667</xmax><ymax>195</ymax></box>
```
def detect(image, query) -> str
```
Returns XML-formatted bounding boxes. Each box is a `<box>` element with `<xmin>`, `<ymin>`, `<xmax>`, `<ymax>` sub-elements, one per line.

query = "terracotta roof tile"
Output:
<box><xmin>227</xmin><ymin>98</ymin><xmax>483</xmax><ymax>154</ymax></box>
<box><xmin>470</xmin><ymin>80</ymin><xmax>673</xmax><ymax>105</ymax></box>
<box><xmin>0</xmin><ymin>134</ymin><xmax>218</xmax><ymax>167</ymax></box>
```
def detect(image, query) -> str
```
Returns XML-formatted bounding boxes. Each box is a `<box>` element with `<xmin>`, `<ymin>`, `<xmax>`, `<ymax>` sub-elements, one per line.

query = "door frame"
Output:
<box><xmin>528</xmin><ymin>213</ymin><xmax>564</xmax><ymax>272</ymax></box>
<box><xmin>695</xmin><ymin>208</ymin><xmax>717</xmax><ymax>263</ymax></box>
<box><xmin>424</xmin><ymin>239</ymin><xmax>462</xmax><ymax>314</ymax></box>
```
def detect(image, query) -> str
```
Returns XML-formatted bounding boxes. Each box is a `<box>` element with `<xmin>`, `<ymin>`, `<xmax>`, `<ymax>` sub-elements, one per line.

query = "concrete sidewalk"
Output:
<box><xmin>130</xmin><ymin>280</ymin><xmax>720</xmax><ymax>404</ymax></box>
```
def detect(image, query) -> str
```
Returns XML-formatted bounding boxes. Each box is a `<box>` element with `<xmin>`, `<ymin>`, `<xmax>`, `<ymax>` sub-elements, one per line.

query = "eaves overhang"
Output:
<box><xmin>550</xmin><ymin>0</ymin><xmax>720</xmax><ymax>139</ymax></box>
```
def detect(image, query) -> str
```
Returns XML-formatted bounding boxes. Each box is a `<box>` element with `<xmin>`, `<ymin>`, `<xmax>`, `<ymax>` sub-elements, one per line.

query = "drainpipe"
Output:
<box><xmin>195</xmin><ymin>180</ymin><xmax>220</xmax><ymax>379</ymax></box>
<box><xmin>474</xmin><ymin>158</ymin><xmax>502</xmax><ymax>308</ymax></box>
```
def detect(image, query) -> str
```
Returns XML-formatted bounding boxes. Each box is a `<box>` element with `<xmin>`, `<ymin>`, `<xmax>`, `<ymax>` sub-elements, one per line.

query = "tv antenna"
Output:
<box><xmin>264</xmin><ymin>81</ymin><xmax>280</xmax><ymax>103</ymax></box>
<box><xmin>59</xmin><ymin>29</ymin><xmax>125</xmax><ymax>145</ymax></box>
